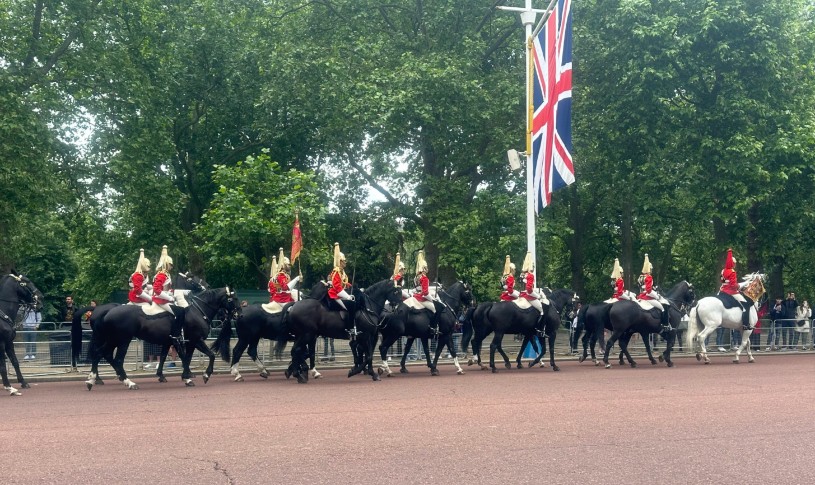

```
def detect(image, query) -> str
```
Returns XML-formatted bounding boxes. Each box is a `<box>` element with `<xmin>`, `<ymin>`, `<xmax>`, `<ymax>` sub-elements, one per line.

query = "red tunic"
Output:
<box><xmin>152</xmin><ymin>271</ymin><xmax>173</xmax><ymax>304</ymax></box>
<box><xmin>720</xmin><ymin>268</ymin><xmax>739</xmax><ymax>295</ymax></box>
<box><xmin>612</xmin><ymin>278</ymin><xmax>625</xmax><ymax>299</ymax></box>
<box><xmin>392</xmin><ymin>273</ymin><xmax>403</xmax><ymax>287</ymax></box>
<box><xmin>268</xmin><ymin>278</ymin><xmax>277</xmax><ymax>302</ymax></box>
<box><xmin>272</xmin><ymin>272</ymin><xmax>295</xmax><ymax>303</ymax></box>
<box><xmin>519</xmin><ymin>272</ymin><xmax>536</xmax><ymax>301</ymax></box>
<box><xmin>637</xmin><ymin>274</ymin><xmax>653</xmax><ymax>300</ymax></box>
<box><xmin>128</xmin><ymin>272</ymin><xmax>151</xmax><ymax>303</ymax></box>
<box><xmin>327</xmin><ymin>268</ymin><xmax>349</xmax><ymax>299</ymax></box>
<box><xmin>414</xmin><ymin>273</ymin><xmax>430</xmax><ymax>302</ymax></box>
<box><xmin>500</xmin><ymin>274</ymin><xmax>516</xmax><ymax>301</ymax></box>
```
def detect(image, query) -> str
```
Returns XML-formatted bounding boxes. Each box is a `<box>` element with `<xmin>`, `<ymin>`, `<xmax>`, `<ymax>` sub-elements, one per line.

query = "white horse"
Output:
<box><xmin>686</xmin><ymin>273</ymin><xmax>766</xmax><ymax>364</ymax></box>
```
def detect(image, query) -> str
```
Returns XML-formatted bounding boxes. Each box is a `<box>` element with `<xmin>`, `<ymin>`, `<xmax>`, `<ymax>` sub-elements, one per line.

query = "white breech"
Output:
<box><xmin>530</xmin><ymin>298</ymin><xmax>543</xmax><ymax>314</ymax></box>
<box><xmin>156</xmin><ymin>301</ymin><xmax>174</xmax><ymax>314</ymax></box>
<box><xmin>420</xmin><ymin>300</ymin><xmax>436</xmax><ymax>313</ymax></box>
<box><xmin>401</xmin><ymin>289</ymin><xmax>411</xmax><ymax>300</ymax></box>
<box><xmin>333</xmin><ymin>298</ymin><xmax>348</xmax><ymax>311</ymax></box>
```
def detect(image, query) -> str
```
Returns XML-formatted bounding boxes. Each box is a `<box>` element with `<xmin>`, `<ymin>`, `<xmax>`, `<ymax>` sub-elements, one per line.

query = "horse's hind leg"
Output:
<box><xmin>0</xmin><ymin>347</ymin><xmax>20</xmax><ymax>395</ymax></box>
<box><xmin>619</xmin><ymin>333</ymin><xmax>637</xmax><ymax>368</ymax></box>
<box><xmin>3</xmin><ymin>339</ymin><xmax>29</xmax><ymax>390</ymax></box>
<box><xmin>400</xmin><ymin>338</ymin><xmax>415</xmax><ymax>373</ymax></box>
<box><xmin>246</xmin><ymin>338</ymin><xmax>270</xmax><ymax>379</ymax></box>
<box><xmin>111</xmin><ymin>342</ymin><xmax>138</xmax><ymax>390</ymax></box>
<box><xmin>695</xmin><ymin>325</ymin><xmax>715</xmax><ymax>364</ymax></box>
<box><xmin>546</xmin><ymin>331</ymin><xmax>559</xmax><ymax>371</ymax></box>
<box><xmin>193</xmin><ymin>339</ymin><xmax>216</xmax><ymax>384</ymax></box>
<box><xmin>229</xmin><ymin>337</ymin><xmax>250</xmax><ymax>381</ymax></box>
<box><xmin>445</xmin><ymin>333</ymin><xmax>464</xmax><ymax>375</ymax></box>
<box><xmin>489</xmin><ymin>332</ymin><xmax>506</xmax><ymax>373</ymax></box>
<box><xmin>156</xmin><ymin>345</ymin><xmax>170</xmax><ymax>383</ymax></box>
<box><xmin>378</xmin><ymin>334</ymin><xmax>398</xmax><ymax>377</ymax></box>
<box><xmin>516</xmin><ymin>336</ymin><xmax>529</xmax><ymax>369</ymax></box>
<box><xmin>308</xmin><ymin>337</ymin><xmax>321</xmax><ymax>379</ymax></box>
<box><xmin>420</xmin><ymin>337</ymin><xmax>434</xmax><ymax>373</ymax></box>
<box><xmin>496</xmin><ymin>336</ymin><xmax>511</xmax><ymax>369</ymax></box>
<box><xmin>603</xmin><ymin>330</ymin><xmax>625</xmax><ymax>368</ymax></box>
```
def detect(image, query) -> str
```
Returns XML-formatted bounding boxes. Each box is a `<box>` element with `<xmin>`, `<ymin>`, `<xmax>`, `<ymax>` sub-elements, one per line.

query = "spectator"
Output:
<box><xmin>781</xmin><ymin>292</ymin><xmax>798</xmax><ymax>350</ymax></box>
<box><xmin>766</xmin><ymin>297</ymin><xmax>783</xmax><ymax>351</ymax></box>
<box><xmin>71</xmin><ymin>300</ymin><xmax>97</xmax><ymax>370</ymax></box>
<box><xmin>570</xmin><ymin>302</ymin><xmax>583</xmax><ymax>355</ymax></box>
<box><xmin>60</xmin><ymin>296</ymin><xmax>76</xmax><ymax>328</ymax></box>
<box><xmin>22</xmin><ymin>306</ymin><xmax>41</xmax><ymax>360</ymax></box>
<box><xmin>793</xmin><ymin>300</ymin><xmax>811</xmax><ymax>350</ymax></box>
<box><xmin>321</xmin><ymin>337</ymin><xmax>335</xmax><ymax>362</ymax></box>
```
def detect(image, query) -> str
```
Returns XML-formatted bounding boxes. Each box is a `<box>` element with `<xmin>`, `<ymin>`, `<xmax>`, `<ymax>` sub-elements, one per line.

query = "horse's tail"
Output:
<box><xmin>87</xmin><ymin>304</ymin><xmax>116</xmax><ymax>362</ymax></box>
<box><xmin>460</xmin><ymin>306</ymin><xmax>476</xmax><ymax>354</ymax></box>
<box><xmin>273</xmin><ymin>310</ymin><xmax>290</xmax><ymax>360</ymax></box>
<box><xmin>687</xmin><ymin>305</ymin><xmax>700</xmax><ymax>352</ymax></box>
<box><xmin>210</xmin><ymin>317</ymin><xmax>232</xmax><ymax>362</ymax></box>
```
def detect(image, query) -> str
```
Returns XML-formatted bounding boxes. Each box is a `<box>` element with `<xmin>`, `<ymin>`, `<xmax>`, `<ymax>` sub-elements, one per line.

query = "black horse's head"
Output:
<box><xmin>174</xmin><ymin>272</ymin><xmax>208</xmax><ymax>292</ymax></box>
<box><xmin>222</xmin><ymin>286</ymin><xmax>241</xmax><ymax>320</ymax></box>
<box><xmin>4</xmin><ymin>273</ymin><xmax>43</xmax><ymax>309</ymax></box>
<box><xmin>359</xmin><ymin>279</ymin><xmax>402</xmax><ymax>312</ymax></box>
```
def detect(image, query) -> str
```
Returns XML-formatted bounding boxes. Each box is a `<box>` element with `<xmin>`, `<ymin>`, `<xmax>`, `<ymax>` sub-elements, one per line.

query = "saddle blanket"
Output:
<box><xmin>262</xmin><ymin>301</ymin><xmax>283</xmax><ymax>315</ymax></box>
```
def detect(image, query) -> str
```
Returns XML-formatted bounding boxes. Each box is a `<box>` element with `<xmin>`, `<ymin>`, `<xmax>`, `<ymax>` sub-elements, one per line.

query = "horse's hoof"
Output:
<box><xmin>491</xmin><ymin>368</ymin><xmax>498</xmax><ymax>373</ymax></box>
<box><xmin>695</xmin><ymin>353</ymin><xmax>702</xmax><ymax>361</ymax></box>
<box><xmin>748</xmin><ymin>358</ymin><xmax>755</xmax><ymax>363</ymax></box>
<box><xmin>377</xmin><ymin>367</ymin><xmax>384</xmax><ymax>375</ymax></box>
<box><xmin>284</xmin><ymin>369</ymin><xmax>291</xmax><ymax>379</ymax></box>
<box><xmin>129</xmin><ymin>384</ymin><xmax>139</xmax><ymax>390</ymax></box>
<box><xmin>650</xmin><ymin>359</ymin><xmax>657</xmax><ymax>365</ymax></box>
<box><xmin>594</xmin><ymin>361</ymin><xmax>600</xmax><ymax>367</ymax></box>
<box><xmin>479</xmin><ymin>364</ymin><xmax>488</xmax><ymax>371</ymax></box>
<box><xmin>234</xmin><ymin>375</ymin><xmax>244</xmax><ymax>382</ymax></box>
<box><xmin>630</xmin><ymin>362</ymin><xmax>638</xmax><ymax>368</ymax></box>
<box><xmin>260</xmin><ymin>371</ymin><xmax>269</xmax><ymax>379</ymax></box>
<box><xmin>578</xmin><ymin>355</ymin><xmax>586</xmax><ymax>363</ymax></box>
<box><xmin>185</xmin><ymin>380</ymin><xmax>195</xmax><ymax>387</ymax></box>
<box><xmin>203</xmin><ymin>374</ymin><xmax>210</xmax><ymax>384</ymax></box>
<box><xmin>296</xmin><ymin>374</ymin><xmax>307</xmax><ymax>384</ymax></box>
<box><xmin>96</xmin><ymin>378</ymin><xmax>104</xmax><ymax>385</ymax></box>
<box><xmin>658</xmin><ymin>355</ymin><xmax>664</xmax><ymax>363</ymax></box>
<box><xmin>158</xmin><ymin>376</ymin><xmax>167</xmax><ymax>383</ymax></box>
<box><xmin>467</xmin><ymin>358</ymin><xmax>474</xmax><ymax>366</ymax></box>
<box><xmin>539</xmin><ymin>362</ymin><xmax>546</xmax><ymax>368</ymax></box>
<box><xmin>431</xmin><ymin>368</ymin><xmax>440</xmax><ymax>376</ymax></box>
<box><xmin>516</xmin><ymin>363</ymin><xmax>523</xmax><ymax>369</ymax></box>
<box><xmin>732</xmin><ymin>359</ymin><xmax>739</xmax><ymax>364</ymax></box>
<box><xmin>605</xmin><ymin>364</ymin><xmax>611</xmax><ymax>369</ymax></box>
<box><xmin>372</xmin><ymin>373</ymin><xmax>380</xmax><ymax>381</ymax></box>
<box><xmin>553</xmin><ymin>365</ymin><xmax>560</xmax><ymax>372</ymax></box>
<box><xmin>527</xmin><ymin>362</ymin><xmax>535</xmax><ymax>368</ymax></box>
<box><xmin>86</xmin><ymin>382</ymin><xmax>93</xmax><ymax>391</ymax></box>
<box><xmin>21</xmin><ymin>383</ymin><xmax>30</xmax><ymax>389</ymax></box>
<box><xmin>704</xmin><ymin>360</ymin><xmax>710</xmax><ymax>365</ymax></box>
<box><xmin>457</xmin><ymin>369</ymin><xmax>465</xmax><ymax>375</ymax></box>
<box><xmin>400</xmin><ymin>367</ymin><xmax>408</xmax><ymax>374</ymax></box>
<box><xmin>666</xmin><ymin>361</ymin><xmax>674</xmax><ymax>368</ymax></box>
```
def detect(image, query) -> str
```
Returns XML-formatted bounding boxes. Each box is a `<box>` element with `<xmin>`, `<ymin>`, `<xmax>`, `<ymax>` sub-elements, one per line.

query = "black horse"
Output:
<box><xmin>603</xmin><ymin>281</ymin><xmax>695</xmax><ymax>369</ymax></box>
<box><xmin>86</xmin><ymin>287</ymin><xmax>240</xmax><ymax>390</ymax></box>
<box><xmin>0</xmin><ymin>273</ymin><xmax>43</xmax><ymax>396</ymax></box>
<box><xmin>462</xmin><ymin>288</ymin><xmax>576</xmax><ymax>373</ymax></box>
<box><xmin>286</xmin><ymin>279</ymin><xmax>401</xmax><ymax>384</ymax></box>
<box><xmin>519</xmin><ymin>288</ymin><xmax>577</xmax><ymax>371</ymax></box>
<box><xmin>210</xmin><ymin>298</ymin><xmax>294</xmax><ymax>382</ymax></box>
<box><xmin>377</xmin><ymin>281</ymin><xmax>473</xmax><ymax>377</ymax></box>
<box><xmin>578</xmin><ymin>299</ymin><xmax>660</xmax><ymax>367</ymax></box>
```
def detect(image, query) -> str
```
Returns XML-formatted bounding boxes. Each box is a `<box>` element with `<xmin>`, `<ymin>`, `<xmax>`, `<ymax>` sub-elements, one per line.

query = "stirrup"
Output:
<box><xmin>346</xmin><ymin>325</ymin><xmax>360</xmax><ymax>339</ymax></box>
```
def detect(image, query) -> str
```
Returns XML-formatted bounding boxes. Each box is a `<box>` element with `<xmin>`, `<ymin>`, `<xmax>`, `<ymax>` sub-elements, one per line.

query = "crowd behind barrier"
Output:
<box><xmin>10</xmin><ymin>317</ymin><xmax>813</xmax><ymax>377</ymax></box>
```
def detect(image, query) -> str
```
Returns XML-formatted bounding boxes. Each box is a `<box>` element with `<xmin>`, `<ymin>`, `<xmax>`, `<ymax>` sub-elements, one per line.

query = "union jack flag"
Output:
<box><xmin>531</xmin><ymin>0</ymin><xmax>573</xmax><ymax>212</ymax></box>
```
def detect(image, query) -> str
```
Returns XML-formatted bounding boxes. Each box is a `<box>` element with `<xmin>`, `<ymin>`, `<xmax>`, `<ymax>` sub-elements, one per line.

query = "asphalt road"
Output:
<box><xmin>2</xmin><ymin>354</ymin><xmax>813</xmax><ymax>484</ymax></box>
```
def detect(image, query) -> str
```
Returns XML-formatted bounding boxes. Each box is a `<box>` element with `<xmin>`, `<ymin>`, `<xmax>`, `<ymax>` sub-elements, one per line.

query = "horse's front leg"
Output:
<box><xmin>603</xmin><ymin>330</ymin><xmax>624</xmax><ymax>368</ymax></box>
<box><xmin>308</xmin><ymin>337</ymin><xmax>321</xmax><ymax>379</ymax></box>
<box><xmin>516</xmin><ymin>335</ymin><xmax>530</xmax><ymax>369</ymax></box>
<box><xmin>445</xmin><ymin>333</ymin><xmax>464</xmax><ymax>375</ymax></box>
<box><xmin>489</xmin><ymin>332</ymin><xmax>506</xmax><ymax>373</ymax></box>
<box><xmin>179</xmin><ymin>341</ymin><xmax>196</xmax><ymax>387</ymax></box>
<box><xmin>378</xmin><ymin>333</ymin><xmax>397</xmax><ymax>377</ymax></box>
<box><xmin>3</xmin><ymin>341</ymin><xmax>29</xmax><ymax>390</ymax></box>
<box><xmin>420</xmin><ymin>337</ymin><xmax>434</xmax><ymax>372</ymax></box>
<box><xmin>429</xmin><ymin>336</ymin><xmax>445</xmax><ymax>376</ymax></box>
<box><xmin>246</xmin><ymin>339</ymin><xmax>270</xmax><ymax>379</ymax></box>
<box><xmin>641</xmin><ymin>331</ymin><xmax>658</xmax><ymax>365</ymax></box>
<box><xmin>193</xmin><ymin>338</ymin><xmax>217</xmax><ymax>384</ymax></box>
<box><xmin>112</xmin><ymin>341</ymin><xmax>138</xmax><ymax>390</ymax></box>
<box><xmin>734</xmin><ymin>328</ymin><xmax>754</xmax><ymax>364</ymax></box>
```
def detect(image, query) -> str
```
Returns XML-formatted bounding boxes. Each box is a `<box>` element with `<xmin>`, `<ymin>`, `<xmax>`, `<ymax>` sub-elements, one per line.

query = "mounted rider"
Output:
<box><xmin>719</xmin><ymin>248</ymin><xmax>750</xmax><ymax>330</ymax></box>
<box><xmin>609</xmin><ymin>258</ymin><xmax>631</xmax><ymax>301</ymax></box>
<box><xmin>391</xmin><ymin>252</ymin><xmax>410</xmax><ymax>300</ymax></box>
<box><xmin>636</xmin><ymin>253</ymin><xmax>670</xmax><ymax>328</ymax></box>
<box><xmin>413</xmin><ymin>250</ymin><xmax>439</xmax><ymax>330</ymax></box>
<box><xmin>500</xmin><ymin>255</ymin><xmax>519</xmax><ymax>301</ymax></box>
<box><xmin>518</xmin><ymin>251</ymin><xmax>543</xmax><ymax>314</ymax></box>
<box><xmin>152</xmin><ymin>245</ymin><xmax>184</xmax><ymax>347</ymax></box>
<box><xmin>267</xmin><ymin>256</ymin><xmax>279</xmax><ymax>302</ymax></box>
<box><xmin>128</xmin><ymin>249</ymin><xmax>153</xmax><ymax>305</ymax></box>
<box><xmin>327</xmin><ymin>242</ymin><xmax>354</xmax><ymax>313</ymax></box>
<box><xmin>272</xmin><ymin>247</ymin><xmax>301</xmax><ymax>304</ymax></box>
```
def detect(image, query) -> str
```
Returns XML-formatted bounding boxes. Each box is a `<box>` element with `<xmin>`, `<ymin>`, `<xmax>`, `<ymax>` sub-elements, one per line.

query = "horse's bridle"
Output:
<box><xmin>0</xmin><ymin>275</ymin><xmax>38</xmax><ymax>325</ymax></box>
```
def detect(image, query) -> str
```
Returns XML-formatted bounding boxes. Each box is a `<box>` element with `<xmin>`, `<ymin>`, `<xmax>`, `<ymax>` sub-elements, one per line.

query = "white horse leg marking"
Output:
<box><xmin>311</xmin><ymin>367</ymin><xmax>322</xmax><ymax>379</ymax></box>
<box><xmin>230</xmin><ymin>363</ymin><xmax>244</xmax><ymax>382</ymax></box>
<box><xmin>380</xmin><ymin>359</ymin><xmax>392</xmax><ymax>375</ymax></box>
<box><xmin>5</xmin><ymin>385</ymin><xmax>21</xmax><ymax>396</ymax></box>
<box><xmin>453</xmin><ymin>356</ymin><xmax>464</xmax><ymax>375</ymax></box>
<box><xmin>122</xmin><ymin>378</ymin><xmax>137</xmax><ymax>389</ymax></box>
<box><xmin>86</xmin><ymin>372</ymin><xmax>97</xmax><ymax>387</ymax></box>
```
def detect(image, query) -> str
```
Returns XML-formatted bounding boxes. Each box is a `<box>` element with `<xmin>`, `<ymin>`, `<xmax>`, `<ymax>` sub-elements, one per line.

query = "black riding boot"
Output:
<box><xmin>661</xmin><ymin>308</ymin><xmax>671</xmax><ymax>331</ymax></box>
<box><xmin>169</xmin><ymin>307</ymin><xmax>186</xmax><ymax>354</ymax></box>
<box><xmin>430</xmin><ymin>310</ymin><xmax>440</xmax><ymax>336</ymax></box>
<box><xmin>741</xmin><ymin>307</ymin><xmax>751</xmax><ymax>330</ymax></box>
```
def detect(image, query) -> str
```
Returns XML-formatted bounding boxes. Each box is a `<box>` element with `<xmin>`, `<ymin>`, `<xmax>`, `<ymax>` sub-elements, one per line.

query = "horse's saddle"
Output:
<box><xmin>603</xmin><ymin>297</ymin><xmax>619</xmax><ymax>304</ymax></box>
<box><xmin>512</xmin><ymin>298</ymin><xmax>533</xmax><ymax>310</ymax></box>
<box><xmin>403</xmin><ymin>296</ymin><xmax>426</xmax><ymax>311</ymax></box>
<box><xmin>262</xmin><ymin>301</ymin><xmax>295</xmax><ymax>316</ymax></box>
<box><xmin>140</xmin><ymin>302</ymin><xmax>171</xmax><ymax>316</ymax></box>
<box><xmin>262</xmin><ymin>301</ymin><xmax>283</xmax><ymax>315</ymax></box>
<box><xmin>635</xmin><ymin>299</ymin><xmax>660</xmax><ymax>311</ymax></box>
<box><xmin>716</xmin><ymin>291</ymin><xmax>753</xmax><ymax>310</ymax></box>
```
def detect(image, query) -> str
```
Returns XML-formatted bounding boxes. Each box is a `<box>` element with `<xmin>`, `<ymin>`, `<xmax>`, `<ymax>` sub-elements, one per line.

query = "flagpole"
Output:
<box><xmin>498</xmin><ymin>0</ymin><xmax>552</xmax><ymax>281</ymax></box>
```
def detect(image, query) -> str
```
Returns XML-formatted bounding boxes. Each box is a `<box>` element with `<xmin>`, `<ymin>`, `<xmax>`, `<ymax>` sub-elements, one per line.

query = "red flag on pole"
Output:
<box><xmin>291</xmin><ymin>213</ymin><xmax>303</xmax><ymax>264</ymax></box>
